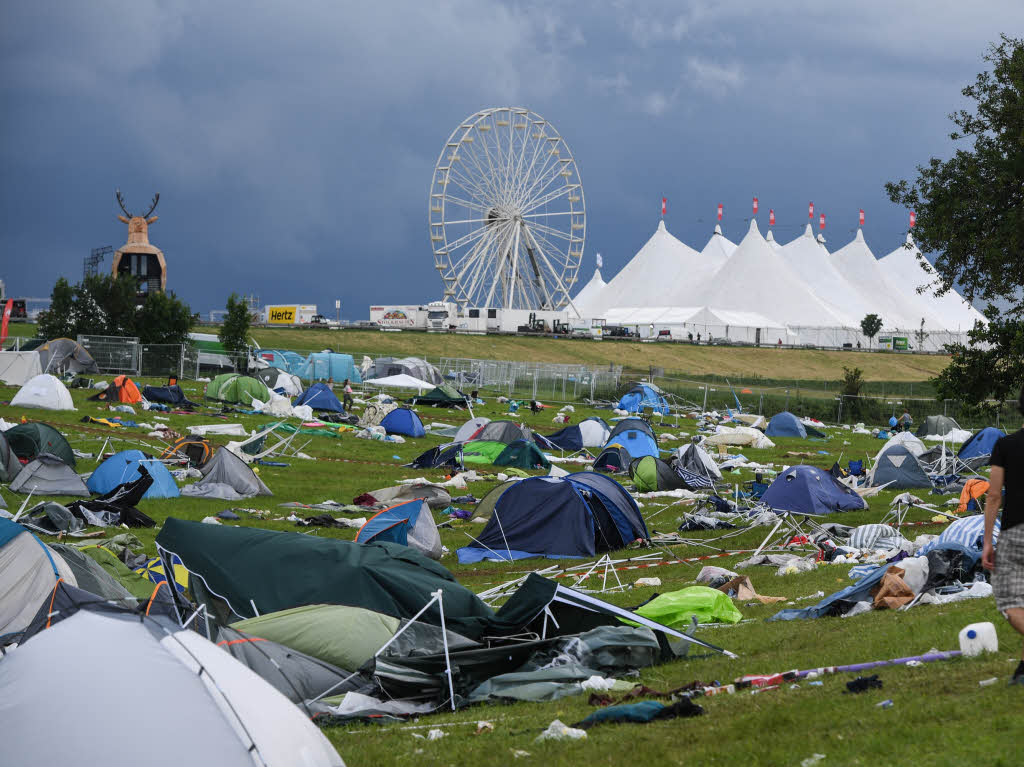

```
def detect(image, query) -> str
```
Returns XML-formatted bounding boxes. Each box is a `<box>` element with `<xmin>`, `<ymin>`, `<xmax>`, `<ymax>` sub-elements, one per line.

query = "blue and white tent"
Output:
<box><xmin>294</xmin><ymin>383</ymin><xmax>346</xmax><ymax>413</ymax></box>
<box><xmin>868</xmin><ymin>444</ymin><xmax>932</xmax><ymax>489</ymax></box>
<box><xmin>255</xmin><ymin>349</ymin><xmax>307</xmax><ymax>375</ymax></box>
<box><xmin>761</xmin><ymin>465</ymin><xmax>867</xmax><ymax>515</ymax></box>
<box><xmin>86</xmin><ymin>449</ymin><xmax>180</xmax><ymax>499</ymax></box>
<box><xmin>296</xmin><ymin>353</ymin><xmax>362</xmax><ymax>383</ymax></box>
<box><xmin>617</xmin><ymin>384</ymin><xmax>669</xmax><ymax>415</ymax></box>
<box><xmin>538</xmin><ymin>417</ymin><xmax>610</xmax><ymax>451</ymax></box>
<box><xmin>354</xmin><ymin>499</ymin><xmax>441</xmax><ymax>559</ymax></box>
<box><xmin>958</xmin><ymin>427</ymin><xmax>1005</xmax><ymax>461</ymax></box>
<box><xmin>380</xmin><ymin>408</ymin><xmax>426</xmax><ymax>438</ymax></box>
<box><xmin>765</xmin><ymin>411</ymin><xmax>825</xmax><ymax>439</ymax></box>
<box><xmin>919</xmin><ymin>514</ymin><xmax>1000</xmax><ymax>555</ymax></box>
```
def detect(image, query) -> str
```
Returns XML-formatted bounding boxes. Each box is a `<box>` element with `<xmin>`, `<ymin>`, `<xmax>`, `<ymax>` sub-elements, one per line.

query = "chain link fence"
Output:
<box><xmin>436</xmin><ymin>357</ymin><xmax>622</xmax><ymax>401</ymax></box>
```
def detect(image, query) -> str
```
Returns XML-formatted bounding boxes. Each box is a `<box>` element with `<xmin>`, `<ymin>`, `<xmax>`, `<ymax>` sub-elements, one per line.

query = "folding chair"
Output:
<box><xmin>225</xmin><ymin>422</ymin><xmax>302</xmax><ymax>463</ymax></box>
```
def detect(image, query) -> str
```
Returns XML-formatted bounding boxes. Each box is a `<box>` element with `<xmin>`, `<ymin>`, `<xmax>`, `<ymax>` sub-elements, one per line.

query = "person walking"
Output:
<box><xmin>341</xmin><ymin>378</ymin><xmax>354</xmax><ymax>412</ymax></box>
<box><xmin>983</xmin><ymin>386</ymin><xmax>1024</xmax><ymax>685</ymax></box>
<box><xmin>898</xmin><ymin>409</ymin><xmax>913</xmax><ymax>432</ymax></box>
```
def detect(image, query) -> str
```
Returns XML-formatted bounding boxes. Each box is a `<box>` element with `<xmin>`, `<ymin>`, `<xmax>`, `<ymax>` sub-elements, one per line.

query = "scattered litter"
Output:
<box><xmin>801</xmin><ymin>754</ymin><xmax>826</xmax><ymax>767</ymax></box>
<box><xmin>905</xmin><ymin>660</ymin><xmax>921</xmax><ymax>667</ymax></box>
<box><xmin>978</xmin><ymin>678</ymin><xmax>999</xmax><ymax>687</ymax></box>
<box><xmin>511</xmin><ymin>749</ymin><xmax>531</xmax><ymax>759</ymax></box>
<box><xmin>474</xmin><ymin>721</ymin><xmax>494</xmax><ymax>735</ymax></box>
<box><xmin>808</xmin><ymin>681</ymin><xmax>823</xmax><ymax>687</ymax></box>
<box><xmin>200</xmin><ymin>516</ymin><xmax>222</xmax><ymax>525</ymax></box>
<box><xmin>844</xmin><ymin>675</ymin><xmax>883</xmax><ymax>694</ymax></box>
<box><xmin>876</xmin><ymin>699</ymin><xmax>894</xmax><ymax>708</ymax></box>
<box><xmin>535</xmin><ymin>719</ymin><xmax>587</xmax><ymax>742</ymax></box>
<box><xmin>581</xmin><ymin>676</ymin><xmax>618</xmax><ymax>691</ymax></box>
<box><xmin>426</xmin><ymin>729</ymin><xmax>446</xmax><ymax>741</ymax></box>
<box><xmin>634</xmin><ymin>577</ymin><xmax>661</xmax><ymax>588</ymax></box>
<box><xmin>575</xmin><ymin>699</ymin><xmax>704</xmax><ymax>729</ymax></box>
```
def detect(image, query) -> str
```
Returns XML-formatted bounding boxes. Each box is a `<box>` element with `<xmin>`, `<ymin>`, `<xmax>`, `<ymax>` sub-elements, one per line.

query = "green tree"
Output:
<box><xmin>36</xmin><ymin>277</ymin><xmax>75</xmax><ymax>339</ymax></box>
<box><xmin>841</xmin><ymin>366</ymin><xmax>865</xmax><ymax>418</ymax></box>
<box><xmin>136</xmin><ymin>290</ymin><xmax>194</xmax><ymax>345</ymax></box>
<box><xmin>887</xmin><ymin>35</ymin><xmax>1024</xmax><ymax>406</ymax></box>
<box><xmin>860</xmin><ymin>314</ymin><xmax>883</xmax><ymax>347</ymax></box>
<box><xmin>219</xmin><ymin>293</ymin><xmax>251</xmax><ymax>356</ymax></box>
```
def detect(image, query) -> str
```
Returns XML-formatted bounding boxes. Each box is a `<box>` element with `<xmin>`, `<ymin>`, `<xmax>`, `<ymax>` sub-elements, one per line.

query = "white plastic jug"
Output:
<box><xmin>958</xmin><ymin>622</ymin><xmax>998</xmax><ymax>656</ymax></box>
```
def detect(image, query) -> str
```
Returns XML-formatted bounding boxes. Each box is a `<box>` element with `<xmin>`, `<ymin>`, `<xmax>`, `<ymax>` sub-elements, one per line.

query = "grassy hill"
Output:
<box><xmin>250</xmin><ymin>327</ymin><xmax>950</xmax><ymax>383</ymax></box>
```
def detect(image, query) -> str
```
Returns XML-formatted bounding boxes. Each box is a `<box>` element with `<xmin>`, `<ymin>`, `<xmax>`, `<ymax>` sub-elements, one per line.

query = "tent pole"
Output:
<box><xmin>434</xmin><ymin>589</ymin><xmax>457</xmax><ymax>712</ymax></box>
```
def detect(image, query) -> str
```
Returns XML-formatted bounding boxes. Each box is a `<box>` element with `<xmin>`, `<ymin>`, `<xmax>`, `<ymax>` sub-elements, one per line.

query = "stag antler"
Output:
<box><xmin>115</xmin><ymin>188</ymin><xmax>132</xmax><ymax>217</ymax></box>
<box><xmin>144</xmin><ymin>193</ymin><xmax>160</xmax><ymax>218</ymax></box>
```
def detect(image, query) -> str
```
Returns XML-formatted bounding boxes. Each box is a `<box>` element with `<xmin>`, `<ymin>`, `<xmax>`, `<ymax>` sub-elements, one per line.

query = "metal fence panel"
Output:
<box><xmin>78</xmin><ymin>334</ymin><xmax>139</xmax><ymax>375</ymax></box>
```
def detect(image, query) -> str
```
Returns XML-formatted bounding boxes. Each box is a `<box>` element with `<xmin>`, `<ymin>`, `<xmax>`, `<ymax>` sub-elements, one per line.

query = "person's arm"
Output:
<box><xmin>982</xmin><ymin>465</ymin><xmax>1004</xmax><ymax>570</ymax></box>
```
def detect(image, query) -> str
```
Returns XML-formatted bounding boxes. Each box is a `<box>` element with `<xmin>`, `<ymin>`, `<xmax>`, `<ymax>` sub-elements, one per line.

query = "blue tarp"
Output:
<box><xmin>766</xmin><ymin>411</ymin><xmax>806</xmax><ymax>438</ymax></box>
<box><xmin>617</xmin><ymin>384</ymin><xmax>669</xmax><ymax>415</ymax></box>
<box><xmin>296</xmin><ymin>353</ymin><xmax>362</xmax><ymax>383</ymax></box>
<box><xmin>381</xmin><ymin>408</ymin><xmax>426</xmax><ymax>438</ymax></box>
<box><xmin>294</xmin><ymin>383</ymin><xmax>346</xmax><ymax>413</ymax></box>
<box><xmin>86</xmin><ymin>449</ymin><xmax>180</xmax><ymax>498</ymax></box>
<box><xmin>760</xmin><ymin>464</ymin><xmax>866</xmax><ymax>515</ymax></box>
<box><xmin>958</xmin><ymin>427</ymin><xmax>1005</xmax><ymax>460</ymax></box>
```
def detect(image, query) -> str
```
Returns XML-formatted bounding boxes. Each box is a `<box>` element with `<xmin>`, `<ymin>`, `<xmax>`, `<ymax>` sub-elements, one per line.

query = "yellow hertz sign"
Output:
<box><xmin>267</xmin><ymin>306</ymin><xmax>296</xmax><ymax>324</ymax></box>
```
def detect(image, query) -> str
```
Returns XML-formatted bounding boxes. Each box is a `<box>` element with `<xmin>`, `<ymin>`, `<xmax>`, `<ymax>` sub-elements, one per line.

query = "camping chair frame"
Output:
<box><xmin>224</xmin><ymin>422</ymin><xmax>303</xmax><ymax>463</ymax></box>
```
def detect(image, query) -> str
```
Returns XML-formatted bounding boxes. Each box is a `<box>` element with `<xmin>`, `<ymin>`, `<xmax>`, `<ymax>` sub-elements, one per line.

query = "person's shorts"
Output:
<box><xmin>993</xmin><ymin>524</ymin><xmax>1024</xmax><ymax>613</ymax></box>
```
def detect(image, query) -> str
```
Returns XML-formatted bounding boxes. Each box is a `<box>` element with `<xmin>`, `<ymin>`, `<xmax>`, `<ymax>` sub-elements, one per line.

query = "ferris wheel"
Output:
<box><xmin>429</xmin><ymin>108</ymin><xmax>586</xmax><ymax>310</ymax></box>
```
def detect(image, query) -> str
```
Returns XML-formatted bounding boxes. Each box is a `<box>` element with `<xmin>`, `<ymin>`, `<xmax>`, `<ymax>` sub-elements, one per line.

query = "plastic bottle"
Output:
<box><xmin>958</xmin><ymin>622</ymin><xmax>998</xmax><ymax>656</ymax></box>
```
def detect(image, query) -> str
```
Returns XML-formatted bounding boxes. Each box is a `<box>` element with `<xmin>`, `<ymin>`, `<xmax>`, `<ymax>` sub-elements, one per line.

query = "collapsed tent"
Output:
<box><xmin>959</xmin><ymin>427</ymin><xmax>1005</xmax><ymax>462</ymax></box>
<box><xmin>760</xmin><ymin>465</ymin><xmax>867</xmax><ymax>515</ymax></box>
<box><xmin>9</xmin><ymin>454</ymin><xmax>90</xmax><ymax>496</ymax></box>
<box><xmin>181</xmin><ymin>448</ymin><xmax>272</xmax><ymax>500</ymax></box>
<box><xmin>0</xmin><ymin>518</ymin><xmax>77</xmax><ymax>640</ymax></box>
<box><xmin>539</xmin><ymin>417</ymin><xmax>610</xmax><ymax>451</ymax></box>
<box><xmin>86</xmin><ymin>449</ymin><xmax>180</xmax><ymax>499</ymax></box>
<box><xmin>468</xmin><ymin>420</ymin><xmax>532</xmax><ymax>444</ymax></box>
<box><xmin>358</xmin><ymin>401</ymin><xmax>398</xmax><ymax>427</ymax></box>
<box><xmin>674</xmin><ymin>442</ymin><xmax>723</xmax><ymax>482</ymax></box>
<box><xmin>253</xmin><ymin>366</ymin><xmax>303</xmax><ymax>397</ymax></box>
<box><xmin>10</xmin><ymin>374</ymin><xmax>75</xmax><ymax>411</ymax></box>
<box><xmin>617</xmin><ymin>383</ymin><xmax>669</xmax><ymax>415</ymax></box>
<box><xmin>380</xmin><ymin>407</ymin><xmax>426</xmax><ymax>438</ymax></box>
<box><xmin>363</xmin><ymin>356</ymin><xmax>441</xmax><ymax>385</ymax></box>
<box><xmin>205</xmin><ymin>373</ymin><xmax>270</xmax><ymax>405</ymax></box>
<box><xmin>355</xmin><ymin>499</ymin><xmax>442</xmax><ymax>560</ymax></box>
<box><xmin>35</xmin><ymin>338</ymin><xmax>99</xmax><ymax>375</ymax></box>
<box><xmin>869</xmin><ymin>444</ymin><xmax>933</xmax><ymax>489</ymax></box>
<box><xmin>88</xmin><ymin>375</ymin><xmax>142</xmax><ymax>404</ymax></box>
<box><xmin>294</xmin><ymin>383</ymin><xmax>346</xmax><ymax>413</ymax></box>
<box><xmin>629</xmin><ymin>456</ymin><xmax>689</xmax><ymax>492</ymax></box>
<box><xmin>410</xmin><ymin>383</ymin><xmax>468</xmax><ymax>408</ymax></box>
<box><xmin>407</xmin><ymin>443</ymin><xmax>463</xmax><ymax>470</ymax></box>
<box><xmin>0</xmin><ymin>606</ymin><xmax>344</xmax><ymax>767</ymax></box>
<box><xmin>0</xmin><ymin>351</ymin><xmax>43</xmax><ymax>386</ymax></box>
<box><xmin>916</xmin><ymin>415</ymin><xmax>960</xmax><ymax>438</ymax></box>
<box><xmin>5</xmin><ymin>422</ymin><xmax>75</xmax><ymax>467</ymax></box>
<box><xmin>703</xmin><ymin>426</ymin><xmax>774</xmax><ymax>449</ymax></box>
<box><xmin>363</xmin><ymin>483</ymin><xmax>451</xmax><ymax>510</ymax></box>
<box><xmin>766</xmin><ymin>411</ymin><xmax>825</xmax><ymax>439</ymax></box>
<box><xmin>160</xmin><ymin>435</ymin><xmax>214</xmax><ymax>468</ymax></box>
<box><xmin>0</xmin><ymin>430</ymin><xmax>23</xmax><ymax>483</ymax></box>
<box><xmin>142</xmin><ymin>384</ymin><xmax>196</xmax><ymax>408</ymax></box>
<box><xmin>297</xmin><ymin>352</ymin><xmax>362</xmax><ymax>383</ymax></box>
<box><xmin>458</xmin><ymin>474</ymin><xmax>648</xmax><ymax>563</ymax></box>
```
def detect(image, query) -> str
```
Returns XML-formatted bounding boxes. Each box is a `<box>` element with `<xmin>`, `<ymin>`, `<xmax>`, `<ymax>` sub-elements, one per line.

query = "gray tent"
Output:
<box><xmin>181</xmin><ymin>447</ymin><xmax>273</xmax><ymax>500</ymax></box>
<box><xmin>0</xmin><ymin>518</ymin><xmax>77</xmax><ymax>640</ymax></box>
<box><xmin>364</xmin><ymin>356</ymin><xmax>442</xmax><ymax>385</ymax></box>
<box><xmin>365</xmin><ymin>483</ymin><xmax>451</xmax><ymax>510</ymax></box>
<box><xmin>916</xmin><ymin>414</ymin><xmax>961</xmax><ymax>438</ymax></box>
<box><xmin>0</xmin><ymin>430</ymin><xmax>23</xmax><ymax>483</ymax></box>
<box><xmin>0</xmin><ymin>608</ymin><xmax>345</xmax><ymax>766</ymax></box>
<box><xmin>36</xmin><ymin>338</ymin><xmax>100</xmax><ymax>375</ymax></box>
<box><xmin>869</xmin><ymin>444</ymin><xmax>933</xmax><ymax>489</ymax></box>
<box><xmin>50</xmin><ymin>544</ymin><xmax>137</xmax><ymax>603</ymax></box>
<box><xmin>9</xmin><ymin>453</ymin><xmax>89</xmax><ymax>497</ymax></box>
<box><xmin>674</xmin><ymin>442</ymin><xmax>723</xmax><ymax>481</ymax></box>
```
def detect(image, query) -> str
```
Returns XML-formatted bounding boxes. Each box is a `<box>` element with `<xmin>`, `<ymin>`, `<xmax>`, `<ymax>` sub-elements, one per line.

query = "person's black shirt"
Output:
<box><xmin>992</xmin><ymin>429</ymin><xmax>1024</xmax><ymax>531</ymax></box>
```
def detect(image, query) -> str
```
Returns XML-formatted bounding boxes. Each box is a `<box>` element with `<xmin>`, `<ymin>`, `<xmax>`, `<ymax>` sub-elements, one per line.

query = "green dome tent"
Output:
<box><xmin>205</xmin><ymin>374</ymin><xmax>270</xmax><ymax>405</ymax></box>
<box><xmin>629</xmin><ymin>456</ymin><xmax>688</xmax><ymax>493</ymax></box>
<box><xmin>5</xmin><ymin>423</ymin><xmax>75</xmax><ymax>468</ymax></box>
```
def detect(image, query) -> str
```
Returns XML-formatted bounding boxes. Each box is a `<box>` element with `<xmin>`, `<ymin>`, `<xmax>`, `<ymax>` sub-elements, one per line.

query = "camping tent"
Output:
<box><xmin>703</xmin><ymin>426</ymin><xmax>775</xmax><ymax>449</ymax></box>
<box><xmin>869</xmin><ymin>444</ymin><xmax>933</xmax><ymax>489</ymax></box>
<box><xmin>181</xmin><ymin>448</ymin><xmax>272</xmax><ymax>500</ymax></box>
<box><xmin>160</xmin><ymin>435</ymin><xmax>214</xmax><ymax>468</ymax></box>
<box><xmin>454</xmin><ymin>416</ymin><xmax>490</xmax><ymax>443</ymax></box>
<box><xmin>9</xmin><ymin>453</ymin><xmax>89</xmax><ymax>496</ymax></box>
<box><xmin>380</xmin><ymin>408</ymin><xmax>426</xmax><ymax>438</ymax></box>
<box><xmin>35</xmin><ymin>338</ymin><xmax>99</xmax><ymax>375</ymax></box>
<box><xmin>355</xmin><ymin>499</ymin><xmax>442</xmax><ymax>559</ymax></box>
<box><xmin>0</xmin><ymin>430</ymin><xmax>23</xmax><ymax>483</ymax></box>
<box><xmin>766</xmin><ymin>411</ymin><xmax>825</xmax><ymax>439</ymax></box>
<box><xmin>629</xmin><ymin>455</ymin><xmax>688</xmax><ymax>492</ymax></box>
<box><xmin>606</xmin><ymin>429</ymin><xmax>659</xmax><ymax>459</ymax></box>
<box><xmin>88</xmin><ymin>375</ymin><xmax>142</xmax><ymax>404</ymax></box>
<box><xmin>298</xmin><ymin>352</ymin><xmax>362</xmax><ymax>383</ymax></box>
<box><xmin>761</xmin><ymin>465</ymin><xmax>867</xmax><ymax>515</ymax></box>
<box><xmin>608</xmin><ymin>417</ymin><xmax>656</xmax><ymax>443</ymax></box>
<box><xmin>364</xmin><ymin>483</ymin><xmax>451</xmax><ymax>510</ymax></box>
<box><xmin>959</xmin><ymin>427</ymin><xmax>1005</xmax><ymax>462</ymax></box>
<box><xmin>86</xmin><ymin>449</ymin><xmax>180</xmax><ymax>499</ymax></box>
<box><xmin>10</xmin><ymin>374</ymin><xmax>75</xmax><ymax>411</ymax></box>
<box><xmin>539</xmin><ymin>417</ymin><xmax>610</xmax><ymax>451</ymax></box>
<box><xmin>593</xmin><ymin>444</ymin><xmax>634</xmax><ymax>473</ymax></box>
<box><xmin>410</xmin><ymin>383</ymin><xmax>467</xmax><ymax>408</ymax></box>
<box><xmin>358</xmin><ymin>400</ymin><xmax>398</xmax><ymax>427</ymax></box>
<box><xmin>294</xmin><ymin>382</ymin><xmax>346</xmax><ymax>412</ymax></box>
<box><xmin>5</xmin><ymin>422</ymin><xmax>75</xmax><ymax>467</ymax></box>
<box><xmin>142</xmin><ymin>384</ymin><xmax>196</xmax><ymax>407</ymax></box>
<box><xmin>617</xmin><ymin>383</ymin><xmax>669</xmax><ymax>415</ymax></box>
<box><xmin>468</xmin><ymin>420</ymin><xmax>531</xmax><ymax>444</ymax></box>
<box><xmin>461</xmin><ymin>439</ymin><xmax>550</xmax><ymax>470</ymax></box>
<box><xmin>205</xmin><ymin>374</ymin><xmax>270</xmax><ymax>405</ymax></box>
<box><xmin>0</xmin><ymin>517</ymin><xmax>77</xmax><ymax>640</ymax></box>
<box><xmin>0</xmin><ymin>607</ymin><xmax>344</xmax><ymax>767</ymax></box>
<box><xmin>674</xmin><ymin>442</ymin><xmax>722</xmax><ymax>482</ymax></box>
<box><xmin>472</xmin><ymin>479</ymin><xmax>520</xmax><ymax>520</ymax></box>
<box><xmin>0</xmin><ymin>351</ymin><xmax>43</xmax><ymax>386</ymax></box>
<box><xmin>255</xmin><ymin>349</ymin><xmax>307</xmax><ymax>375</ymax></box>
<box><xmin>253</xmin><ymin>367</ymin><xmax>303</xmax><ymax>396</ymax></box>
<box><xmin>457</xmin><ymin>474</ymin><xmax>648</xmax><ymax>563</ymax></box>
<box><xmin>916</xmin><ymin>415</ymin><xmax>961</xmax><ymax>438</ymax></box>
<box><xmin>408</xmin><ymin>443</ymin><xmax>464</xmax><ymax>470</ymax></box>
<box><xmin>363</xmin><ymin>356</ymin><xmax>441</xmax><ymax>385</ymax></box>
<box><xmin>365</xmin><ymin>373</ymin><xmax>435</xmax><ymax>390</ymax></box>
<box><xmin>874</xmin><ymin>432</ymin><xmax>926</xmax><ymax>461</ymax></box>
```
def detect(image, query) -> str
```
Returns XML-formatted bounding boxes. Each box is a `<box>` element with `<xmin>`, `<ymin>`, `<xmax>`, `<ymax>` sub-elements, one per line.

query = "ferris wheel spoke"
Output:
<box><xmin>519</xmin><ymin>225</ymin><xmax>555</xmax><ymax>309</ymax></box>
<box><xmin>440</xmin><ymin>193</ymin><xmax>489</xmax><ymax>214</ymax></box>
<box><xmin>443</xmin><ymin>223</ymin><xmax>491</xmax><ymax>252</ymax></box>
<box><xmin>521</xmin><ymin>183</ymin><xmax>574</xmax><ymax>215</ymax></box>
<box><xmin>523</xmin><ymin>219</ymin><xmax>573</xmax><ymax>242</ymax></box>
<box><xmin>514</xmin><ymin>147</ymin><xmax>561</xmax><ymax>208</ymax></box>
<box><xmin>446</xmin><ymin>166</ymin><xmax>495</xmax><ymax>206</ymax></box>
<box><xmin>520</xmin><ymin>210</ymin><xmax>574</xmax><ymax>219</ymax></box>
<box><xmin>524</xmin><ymin>225</ymin><xmax>578</xmax><ymax>310</ymax></box>
<box><xmin>512</xmin><ymin>128</ymin><xmax>549</xmax><ymax>207</ymax></box>
<box><xmin>519</xmin><ymin>160</ymin><xmax>571</xmax><ymax>211</ymax></box>
<box><xmin>455</xmin><ymin>227</ymin><xmax>500</xmax><ymax>304</ymax></box>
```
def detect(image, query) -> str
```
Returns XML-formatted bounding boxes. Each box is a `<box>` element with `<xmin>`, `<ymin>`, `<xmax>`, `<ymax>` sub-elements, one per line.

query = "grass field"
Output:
<box><xmin>1</xmin><ymin>372</ymin><xmax>1021</xmax><ymax>767</ymax></box>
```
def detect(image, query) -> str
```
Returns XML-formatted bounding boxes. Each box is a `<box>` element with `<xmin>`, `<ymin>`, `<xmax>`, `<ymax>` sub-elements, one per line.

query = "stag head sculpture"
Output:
<box><xmin>116</xmin><ymin>189</ymin><xmax>160</xmax><ymax>244</ymax></box>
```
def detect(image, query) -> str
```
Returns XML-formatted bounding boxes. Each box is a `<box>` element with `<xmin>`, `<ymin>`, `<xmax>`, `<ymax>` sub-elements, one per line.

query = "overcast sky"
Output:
<box><xmin>1</xmin><ymin>2</ymin><xmax>1020</xmax><ymax>317</ymax></box>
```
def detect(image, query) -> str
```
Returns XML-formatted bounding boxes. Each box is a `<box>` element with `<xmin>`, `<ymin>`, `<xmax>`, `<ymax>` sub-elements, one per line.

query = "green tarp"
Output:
<box><xmin>631</xmin><ymin>586</ymin><xmax>743</xmax><ymax>627</ymax></box>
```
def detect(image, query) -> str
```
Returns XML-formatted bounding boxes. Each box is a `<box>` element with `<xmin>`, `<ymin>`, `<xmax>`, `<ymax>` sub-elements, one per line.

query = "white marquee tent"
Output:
<box><xmin>570</xmin><ymin>266</ymin><xmax>606</xmax><ymax>318</ymax></box>
<box><xmin>781</xmin><ymin>224</ymin><xmax>873</xmax><ymax>327</ymax></box>
<box><xmin>594</xmin><ymin>221</ymin><xmax>699</xmax><ymax>312</ymax></box>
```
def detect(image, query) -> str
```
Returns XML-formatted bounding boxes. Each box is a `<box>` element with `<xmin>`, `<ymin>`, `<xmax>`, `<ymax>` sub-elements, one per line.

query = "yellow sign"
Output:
<box><xmin>267</xmin><ymin>306</ymin><xmax>296</xmax><ymax>324</ymax></box>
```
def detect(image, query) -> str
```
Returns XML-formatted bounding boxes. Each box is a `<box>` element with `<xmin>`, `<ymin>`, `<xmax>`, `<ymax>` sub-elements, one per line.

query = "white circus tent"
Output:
<box><xmin>569</xmin><ymin>265</ymin><xmax>606</xmax><ymax>318</ymax></box>
<box><xmin>781</xmin><ymin>224</ymin><xmax>871</xmax><ymax>327</ymax></box>
<box><xmin>663</xmin><ymin>224</ymin><xmax>736</xmax><ymax>305</ymax></box>
<box><xmin>765</xmin><ymin>230</ymin><xmax>784</xmax><ymax>254</ymax></box>
<box><xmin>879</xmin><ymin>233</ymin><xmax>986</xmax><ymax>332</ymax></box>
<box><xmin>594</xmin><ymin>220</ymin><xmax>699</xmax><ymax>312</ymax></box>
<box><xmin>832</xmin><ymin>229</ymin><xmax>947</xmax><ymax>330</ymax></box>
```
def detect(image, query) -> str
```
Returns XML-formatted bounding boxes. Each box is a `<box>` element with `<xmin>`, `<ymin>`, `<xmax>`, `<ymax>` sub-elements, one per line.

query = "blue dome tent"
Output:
<box><xmin>380</xmin><ymin>408</ymin><xmax>426</xmax><ymax>438</ymax></box>
<box><xmin>86</xmin><ymin>449</ymin><xmax>180</xmax><ymax>499</ymax></box>
<box><xmin>617</xmin><ymin>384</ymin><xmax>669</xmax><ymax>415</ymax></box>
<box><xmin>760</xmin><ymin>465</ymin><xmax>866</xmax><ymax>515</ymax></box>
<box><xmin>294</xmin><ymin>383</ymin><xmax>346</xmax><ymax>413</ymax></box>
<box><xmin>296</xmin><ymin>353</ymin><xmax>361</xmax><ymax>383</ymax></box>
<box><xmin>765</xmin><ymin>411</ymin><xmax>826</xmax><ymax>438</ymax></box>
<box><xmin>958</xmin><ymin>427</ymin><xmax>1005</xmax><ymax>462</ymax></box>
<box><xmin>354</xmin><ymin>499</ymin><xmax>442</xmax><ymax>560</ymax></box>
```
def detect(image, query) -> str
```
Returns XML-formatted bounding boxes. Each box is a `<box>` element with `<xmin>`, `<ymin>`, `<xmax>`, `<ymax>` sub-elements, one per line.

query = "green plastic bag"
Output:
<box><xmin>630</xmin><ymin>586</ymin><xmax>742</xmax><ymax>627</ymax></box>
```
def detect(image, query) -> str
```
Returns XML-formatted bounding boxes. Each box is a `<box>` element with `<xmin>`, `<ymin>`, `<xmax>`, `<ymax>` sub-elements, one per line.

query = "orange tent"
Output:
<box><xmin>957</xmin><ymin>478</ymin><xmax>989</xmax><ymax>514</ymax></box>
<box><xmin>89</xmin><ymin>375</ymin><xmax>142</xmax><ymax>405</ymax></box>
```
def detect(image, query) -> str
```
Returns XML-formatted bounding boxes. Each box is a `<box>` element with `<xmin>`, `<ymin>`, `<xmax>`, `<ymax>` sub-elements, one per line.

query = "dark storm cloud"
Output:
<box><xmin>1</xmin><ymin>1</ymin><xmax>1020</xmax><ymax>315</ymax></box>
